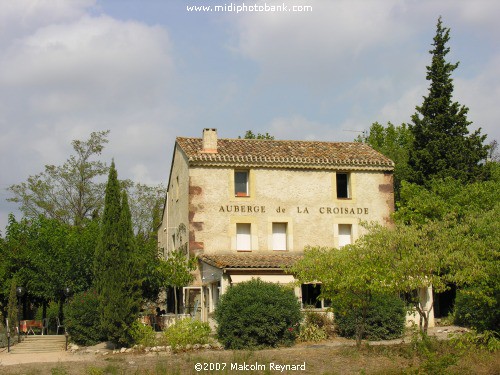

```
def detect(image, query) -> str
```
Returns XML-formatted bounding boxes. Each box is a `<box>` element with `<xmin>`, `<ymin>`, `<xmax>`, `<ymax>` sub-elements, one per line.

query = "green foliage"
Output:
<box><xmin>159</xmin><ymin>247</ymin><xmax>197</xmax><ymax>314</ymax></box>
<box><xmin>0</xmin><ymin>215</ymin><xmax>98</xmax><ymax>321</ymax></box>
<box><xmin>214</xmin><ymin>279</ymin><xmax>301</xmax><ymax>349</ymax></box>
<box><xmin>291</xmin><ymin>219</ymin><xmax>465</xmax><ymax>335</ymax></box>
<box><xmin>162</xmin><ymin>318</ymin><xmax>211</xmax><ymax>349</ymax></box>
<box><xmin>64</xmin><ymin>289</ymin><xmax>105</xmax><ymax>346</ymax></box>
<box><xmin>130</xmin><ymin>320</ymin><xmax>157</xmax><ymax>347</ymax></box>
<box><xmin>395</xmin><ymin>171</ymin><xmax>500</xmax><ymax>225</ymax></box>
<box><xmin>408</xmin><ymin>17</ymin><xmax>488</xmax><ymax>186</ymax></box>
<box><xmin>335</xmin><ymin>293</ymin><xmax>406</xmax><ymax>341</ymax></box>
<box><xmin>358</xmin><ymin>121</ymin><xmax>413</xmax><ymax>202</ymax></box>
<box><xmin>34</xmin><ymin>301</ymin><xmax>60</xmax><ymax>332</ymax></box>
<box><xmin>454</xmin><ymin>287</ymin><xmax>500</xmax><ymax>333</ymax></box>
<box><xmin>408</xmin><ymin>329</ymin><xmax>459</xmax><ymax>374</ymax></box>
<box><xmin>297</xmin><ymin>314</ymin><xmax>327</xmax><ymax>343</ymax></box>
<box><xmin>239</xmin><ymin>130</ymin><xmax>275</xmax><ymax>139</ymax></box>
<box><xmin>6</xmin><ymin>280</ymin><xmax>18</xmax><ymax>336</ymax></box>
<box><xmin>451</xmin><ymin>330</ymin><xmax>500</xmax><ymax>353</ymax></box>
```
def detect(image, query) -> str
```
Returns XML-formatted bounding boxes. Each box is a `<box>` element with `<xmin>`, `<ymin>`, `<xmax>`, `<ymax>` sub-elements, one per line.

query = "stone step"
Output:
<box><xmin>9</xmin><ymin>335</ymin><xmax>67</xmax><ymax>354</ymax></box>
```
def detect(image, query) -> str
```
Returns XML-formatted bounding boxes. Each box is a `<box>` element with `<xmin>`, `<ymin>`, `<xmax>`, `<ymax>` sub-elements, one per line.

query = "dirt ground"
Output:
<box><xmin>0</xmin><ymin>326</ymin><xmax>498</xmax><ymax>375</ymax></box>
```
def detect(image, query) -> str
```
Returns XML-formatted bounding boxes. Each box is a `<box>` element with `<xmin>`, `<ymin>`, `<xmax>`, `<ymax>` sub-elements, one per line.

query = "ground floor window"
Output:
<box><xmin>272</xmin><ymin>222</ymin><xmax>287</xmax><ymax>250</ymax></box>
<box><xmin>301</xmin><ymin>284</ymin><xmax>331</xmax><ymax>309</ymax></box>
<box><xmin>338</xmin><ymin>224</ymin><xmax>352</xmax><ymax>248</ymax></box>
<box><xmin>236</xmin><ymin>223</ymin><xmax>251</xmax><ymax>251</ymax></box>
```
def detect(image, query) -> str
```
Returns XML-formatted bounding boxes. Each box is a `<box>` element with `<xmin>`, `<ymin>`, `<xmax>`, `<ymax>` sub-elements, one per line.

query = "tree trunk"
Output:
<box><xmin>414</xmin><ymin>300</ymin><xmax>433</xmax><ymax>334</ymax></box>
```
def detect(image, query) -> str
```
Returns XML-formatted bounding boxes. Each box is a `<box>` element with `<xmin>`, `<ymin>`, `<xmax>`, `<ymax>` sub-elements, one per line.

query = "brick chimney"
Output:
<box><xmin>202</xmin><ymin>128</ymin><xmax>218</xmax><ymax>153</ymax></box>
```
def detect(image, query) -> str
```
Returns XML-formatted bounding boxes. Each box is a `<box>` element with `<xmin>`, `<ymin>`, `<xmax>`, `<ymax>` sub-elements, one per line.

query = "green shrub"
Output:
<box><xmin>335</xmin><ymin>293</ymin><xmax>405</xmax><ymax>340</ymax></box>
<box><xmin>297</xmin><ymin>310</ymin><xmax>333</xmax><ymax>342</ymax></box>
<box><xmin>214</xmin><ymin>279</ymin><xmax>302</xmax><ymax>349</ymax></box>
<box><xmin>298</xmin><ymin>321</ymin><xmax>327</xmax><ymax>342</ymax></box>
<box><xmin>454</xmin><ymin>287</ymin><xmax>500</xmax><ymax>333</ymax></box>
<box><xmin>162</xmin><ymin>318</ymin><xmax>211</xmax><ymax>349</ymax></box>
<box><xmin>451</xmin><ymin>329</ymin><xmax>500</xmax><ymax>352</ymax></box>
<box><xmin>64</xmin><ymin>289</ymin><xmax>105</xmax><ymax>346</ymax></box>
<box><xmin>130</xmin><ymin>320</ymin><xmax>157</xmax><ymax>347</ymax></box>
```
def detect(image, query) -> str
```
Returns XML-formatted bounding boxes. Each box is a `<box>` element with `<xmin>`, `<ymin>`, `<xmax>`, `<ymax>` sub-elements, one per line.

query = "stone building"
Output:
<box><xmin>158</xmin><ymin>128</ymin><xmax>406</xmax><ymax>322</ymax></box>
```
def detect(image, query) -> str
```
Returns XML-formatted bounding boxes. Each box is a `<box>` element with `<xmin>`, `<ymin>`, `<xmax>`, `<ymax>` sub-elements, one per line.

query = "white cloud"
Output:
<box><xmin>455</xmin><ymin>55</ymin><xmax>500</xmax><ymax>142</ymax></box>
<box><xmin>0</xmin><ymin>0</ymin><xmax>177</xmax><ymax>227</ymax></box>
<box><xmin>268</xmin><ymin>114</ymin><xmax>348</xmax><ymax>141</ymax></box>
<box><xmin>0</xmin><ymin>0</ymin><xmax>95</xmax><ymax>43</ymax></box>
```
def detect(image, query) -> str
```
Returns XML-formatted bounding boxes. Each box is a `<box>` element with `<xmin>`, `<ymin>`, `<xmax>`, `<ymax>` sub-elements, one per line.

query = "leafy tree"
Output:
<box><xmin>239</xmin><ymin>130</ymin><xmax>275</xmax><ymax>139</ymax></box>
<box><xmin>488</xmin><ymin>140</ymin><xmax>500</xmax><ymax>162</ymax></box>
<box><xmin>94</xmin><ymin>161</ymin><xmax>141</xmax><ymax>346</ymax></box>
<box><xmin>408</xmin><ymin>17</ymin><xmax>489</xmax><ymax>186</ymax></box>
<box><xmin>395</xmin><ymin>170</ymin><xmax>500</xmax><ymax>226</ymax></box>
<box><xmin>357</xmin><ymin>122</ymin><xmax>413</xmax><ymax>202</ymax></box>
<box><xmin>8</xmin><ymin>131</ymin><xmax>109</xmax><ymax>227</ymax></box>
<box><xmin>126</xmin><ymin>183</ymin><xmax>166</xmax><ymax>238</ymax></box>
<box><xmin>291</xmin><ymin>214</ymin><xmax>494</xmax><ymax>336</ymax></box>
<box><xmin>0</xmin><ymin>214</ymin><xmax>98</xmax><ymax>322</ymax></box>
<box><xmin>160</xmin><ymin>248</ymin><xmax>197</xmax><ymax>315</ymax></box>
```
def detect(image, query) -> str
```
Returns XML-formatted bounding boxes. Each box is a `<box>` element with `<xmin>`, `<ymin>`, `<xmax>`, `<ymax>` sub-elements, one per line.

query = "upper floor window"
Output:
<box><xmin>336</xmin><ymin>173</ymin><xmax>350</xmax><ymax>199</ymax></box>
<box><xmin>235</xmin><ymin>171</ymin><xmax>249</xmax><ymax>197</ymax></box>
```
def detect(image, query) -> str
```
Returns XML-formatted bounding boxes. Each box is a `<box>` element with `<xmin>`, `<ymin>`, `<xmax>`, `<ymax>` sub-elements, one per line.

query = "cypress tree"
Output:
<box><xmin>94</xmin><ymin>161</ymin><xmax>140</xmax><ymax>346</ymax></box>
<box><xmin>115</xmin><ymin>191</ymin><xmax>142</xmax><ymax>346</ymax></box>
<box><xmin>408</xmin><ymin>17</ymin><xmax>488</xmax><ymax>186</ymax></box>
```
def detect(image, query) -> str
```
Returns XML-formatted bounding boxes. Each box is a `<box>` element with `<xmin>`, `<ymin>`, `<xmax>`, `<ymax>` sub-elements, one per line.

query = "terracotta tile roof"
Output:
<box><xmin>176</xmin><ymin>137</ymin><xmax>394</xmax><ymax>170</ymax></box>
<box><xmin>199</xmin><ymin>253</ymin><xmax>302</xmax><ymax>269</ymax></box>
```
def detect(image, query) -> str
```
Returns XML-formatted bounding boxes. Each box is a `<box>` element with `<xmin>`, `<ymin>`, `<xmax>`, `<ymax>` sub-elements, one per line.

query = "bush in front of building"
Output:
<box><xmin>297</xmin><ymin>310</ymin><xmax>334</xmax><ymax>342</ymax></box>
<box><xmin>130</xmin><ymin>320</ymin><xmax>157</xmax><ymax>347</ymax></box>
<box><xmin>161</xmin><ymin>318</ymin><xmax>212</xmax><ymax>349</ymax></box>
<box><xmin>335</xmin><ymin>293</ymin><xmax>406</xmax><ymax>341</ymax></box>
<box><xmin>214</xmin><ymin>279</ymin><xmax>302</xmax><ymax>349</ymax></box>
<box><xmin>64</xmin><ymin>289</ymin><xmax>106</xmax><ymax>346</ymax></box>
<box><xmin>454</xmin><ymin>287</ymin><xmax>500</xmax><ymax>333</ymax></box>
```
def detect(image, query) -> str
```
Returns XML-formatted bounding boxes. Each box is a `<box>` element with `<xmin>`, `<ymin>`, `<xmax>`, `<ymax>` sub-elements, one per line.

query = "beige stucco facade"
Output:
<box><xmin>158</xmin><ymin>129</ymin><xmax>433</xmax><ymax>326</ymax></box>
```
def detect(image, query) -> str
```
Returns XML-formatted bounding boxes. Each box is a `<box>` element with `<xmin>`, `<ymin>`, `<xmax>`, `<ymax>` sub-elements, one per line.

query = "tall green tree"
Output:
<box><xmin>358</xmin><ymin>122</ymin><xmax>413</xmax><ymax>202</ymax></box>
<box><xmin>8</xmin><ymin>131</ymin><xmax>109</xmax><ymax>227</ymax></box>
<box><xmin>408</xmin><ymin>17</ymin><xmax>488</xmax><ymax>186</ymax></box>
<box><xmin>94</xmin><ymin>161</ymin><xmax>142</xmax><ymax>346</ymax></box>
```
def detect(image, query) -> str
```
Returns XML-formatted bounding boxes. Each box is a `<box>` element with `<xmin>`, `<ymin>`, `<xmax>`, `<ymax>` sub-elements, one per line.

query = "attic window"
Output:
<box><xmin>336</xmin><ymin>173</ymin><xmax>350</xmax><ymax>199</ymax></box>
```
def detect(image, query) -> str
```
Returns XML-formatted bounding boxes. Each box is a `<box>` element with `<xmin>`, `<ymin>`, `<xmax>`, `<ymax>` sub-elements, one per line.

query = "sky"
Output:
<box><xmin>1</xmin><ymin>0</ymin><xmax>499</xmax><ymax>231</ymax></box>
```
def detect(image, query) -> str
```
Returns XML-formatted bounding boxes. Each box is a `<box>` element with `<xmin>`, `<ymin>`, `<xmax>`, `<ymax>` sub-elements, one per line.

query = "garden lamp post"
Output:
<box><xmin>16</xmin><ymin>286</ymin><xmax>25</xmax><ymax>343</ymax></box>
<box><xmin>63</xmin><ymin>287</ymin><xmax>71</xmax><ymax>348</ymax></box>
